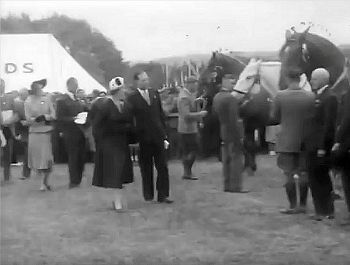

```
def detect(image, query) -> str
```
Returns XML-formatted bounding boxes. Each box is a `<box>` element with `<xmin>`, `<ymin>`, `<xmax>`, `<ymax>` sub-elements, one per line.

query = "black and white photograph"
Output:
<box><xmin>1</xmin><ymin>0</ymin><xmax>350</xmax><ymax>264</ymax></box>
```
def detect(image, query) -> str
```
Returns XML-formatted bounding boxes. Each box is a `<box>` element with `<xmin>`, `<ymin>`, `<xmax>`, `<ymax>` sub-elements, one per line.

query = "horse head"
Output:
<box><xmin>279</xmin><ymin>27</ymin><xmax>312</xmax><ymax>89</ymax></box>
<box><xmin>233</xmin><ymin>58</ymin><xmax>263</xmax><ymax>98</ymax></box>
<box><xmin>279</xmin><ymin>27</ymin><xmax>346</xmax><ymax>93</ymax></box>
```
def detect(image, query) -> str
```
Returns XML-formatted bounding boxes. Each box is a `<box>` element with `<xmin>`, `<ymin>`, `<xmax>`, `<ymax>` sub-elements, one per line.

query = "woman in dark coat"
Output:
<box><xmin>90</xmin><ymin>77</ymin><xmax>134</xmax><ymax>211</ymax></box>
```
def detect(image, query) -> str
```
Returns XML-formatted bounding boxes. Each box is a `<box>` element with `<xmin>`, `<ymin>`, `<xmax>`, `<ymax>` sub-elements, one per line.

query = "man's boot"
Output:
<box><xmin>280</xmin><ymin>182</ymin><xmax>297</xmax><ymax>214</ymax></box>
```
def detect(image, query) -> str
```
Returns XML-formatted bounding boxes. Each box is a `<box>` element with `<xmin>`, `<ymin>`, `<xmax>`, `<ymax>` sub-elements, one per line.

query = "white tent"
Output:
<box><xmin>0</xmin><ymin>34</ymin><xmax>106</xmax><ymax>93</ymax></box>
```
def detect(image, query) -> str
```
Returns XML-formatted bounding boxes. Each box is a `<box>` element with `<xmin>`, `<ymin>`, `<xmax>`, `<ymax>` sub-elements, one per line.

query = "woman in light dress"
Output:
<box><xmin>25</xmin><ymin>79</ymin><xmax>56</xmax><ymax>191</ymax></box>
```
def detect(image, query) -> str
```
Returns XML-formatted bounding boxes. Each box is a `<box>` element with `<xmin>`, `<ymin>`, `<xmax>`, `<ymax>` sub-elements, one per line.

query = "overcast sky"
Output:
<box><xmin>2</xmin><ymin>0</ymin><xmax>350</xmax><ymax>62</ymax></box>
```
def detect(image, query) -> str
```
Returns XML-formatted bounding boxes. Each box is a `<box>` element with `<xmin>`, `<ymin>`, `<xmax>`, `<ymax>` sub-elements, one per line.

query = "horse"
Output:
<box><xmin>279</xmin><ymin>27</ymin><xmax>349</xmax><ymax>98</ymax></box>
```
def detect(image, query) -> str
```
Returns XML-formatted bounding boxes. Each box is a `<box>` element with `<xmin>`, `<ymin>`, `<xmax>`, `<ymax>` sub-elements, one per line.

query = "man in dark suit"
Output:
<box><xmin>56</xmin><ymin>77</ymin><xmax>86</xmax><ymax>188</ymax></box>
<box><xmin>14</xmin><ymin>88</ymin><xmax>30</xmax><ymax>179</ymax></box>
<box><xmin>272</xmin><ymin>69</ymin><xmax>315</xmax><ymax>214</ymax></box>
<box><xmin>333</xmin><ymin>84</ymin><xmax>350</xmax><ymax>225</ymax></box>
<box><xmin>0</xmin><ymin>79</ymin><xmax>18</xmax><ymax>183</ymax></box>
<box><xmin>127</xmin><ymin>72</ymin><xmax>173</xmax><ymax>203</ymax></box>
<box><xmin>213</xmin><ymin>76</ymin><xmax>247</xmax><ymax>193</ymax></box>
<box><xmin>305</xmin><ymin>68</ymin><xmax>338</xmax><ymax>221</ymax></box>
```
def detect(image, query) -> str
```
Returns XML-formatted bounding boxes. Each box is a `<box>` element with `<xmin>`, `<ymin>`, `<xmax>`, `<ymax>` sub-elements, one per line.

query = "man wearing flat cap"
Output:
<box><xmin>272</xmin><ymin>69</ymin><xmax>315</xmax><ymax>214</ymax></box>
<box><xmin>213</xmin><ymin>75</ymin><xmax>247</xmax><ymax>193</ymax></box>
<box><xmin>177</xmin><ymin>76</ymin><xmax>207</xmax><ymax>180</ymax></box>
<box><xmin>304</xmin><ymin>68</ymin><xmax>338</xmax><ymax>220</ymax></box>
<box><xmin>56</xmin><ymin>77</ymin><xmax>87</xmax><ymax>188</ymax></box>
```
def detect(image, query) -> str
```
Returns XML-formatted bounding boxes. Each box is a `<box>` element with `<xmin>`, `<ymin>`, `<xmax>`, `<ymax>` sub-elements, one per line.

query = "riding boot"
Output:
<box><xmin>187</xmin><ymin>152</ymin><xmax>196</xmax><ymax>176</ymax></box>
<box><xmin>182</xmin><ymin>159</ymin><xmax>190</xmax><ymax>178</ymax></box>
<box><xmin>285</xmin><ymin>182</ymin><xmax>297</xmax><ymax>209</ymax></box>
<box><xmin>299</xmin><ymin>180</ymin><xmax>309</xmax><ymax>210</ymax></box>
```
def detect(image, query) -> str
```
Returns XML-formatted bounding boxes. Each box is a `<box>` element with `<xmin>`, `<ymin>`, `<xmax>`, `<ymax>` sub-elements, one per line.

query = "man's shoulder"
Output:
<box><xmin>56</xmin><ymin>94</ymin><xmax>69</xmax><ymax>102</ymax></box>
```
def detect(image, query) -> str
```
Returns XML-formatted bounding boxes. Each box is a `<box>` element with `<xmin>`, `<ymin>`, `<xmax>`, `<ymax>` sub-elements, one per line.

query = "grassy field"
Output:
<box><xmin>1</xmin><ymin>156</ymin><xmax>350</xmax><ymax>265</ymax></box>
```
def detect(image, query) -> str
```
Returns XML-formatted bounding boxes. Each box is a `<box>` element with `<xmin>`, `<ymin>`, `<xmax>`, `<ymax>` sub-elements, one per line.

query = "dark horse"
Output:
<box><xmin>200</xmin><ymin>52</ymin><xmax>270</xmax><ymax>171</ymax></box>
<box><xmin>279</xmin><ymin>27</ymin><xmax>349</xmax><ymax>97</ymax></box>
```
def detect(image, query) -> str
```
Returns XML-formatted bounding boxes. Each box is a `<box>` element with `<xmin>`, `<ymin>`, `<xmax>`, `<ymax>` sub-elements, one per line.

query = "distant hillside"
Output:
<box><xmin>133</xmin><ymin>44</ymin><xmax>350</xmax><ymax>66</ymax></box>
<box><xmin>339</xmin><ymin>44</ymin><xmax>350</xmax><ymax>58</ymax></box>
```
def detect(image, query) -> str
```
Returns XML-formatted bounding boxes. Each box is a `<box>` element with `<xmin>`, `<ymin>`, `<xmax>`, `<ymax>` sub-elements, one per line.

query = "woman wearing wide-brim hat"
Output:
<box><xmin>89</xmin><ymin>77</ymin><xmax>134</xmax><ymax>211</ymax></box>
<box><xmin>24</xmin><ymin>79</ymin><xmax>56</xmax><ymax>191</ymax></box>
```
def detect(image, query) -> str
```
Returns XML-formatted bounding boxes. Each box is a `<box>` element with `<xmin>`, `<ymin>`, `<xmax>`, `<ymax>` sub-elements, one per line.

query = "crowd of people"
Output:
<box><xmin>0</xmin><ymin>68</ymin><xmax>349</xmax><ymax>224</ymax></box>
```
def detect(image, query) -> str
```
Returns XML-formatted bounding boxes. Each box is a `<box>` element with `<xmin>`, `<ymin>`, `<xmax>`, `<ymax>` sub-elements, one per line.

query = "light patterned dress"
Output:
<box><xmin>24</xmin><ymin>95</ymin><xmax>56</xmax><ymax>170</ymax></box>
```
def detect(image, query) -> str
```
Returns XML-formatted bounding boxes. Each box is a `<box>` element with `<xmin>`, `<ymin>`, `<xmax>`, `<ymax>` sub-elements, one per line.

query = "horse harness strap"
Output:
<box><xmin>329</xmin><ymin>59</ymin><xmax>350</xmax><ymax>90</ymax></box>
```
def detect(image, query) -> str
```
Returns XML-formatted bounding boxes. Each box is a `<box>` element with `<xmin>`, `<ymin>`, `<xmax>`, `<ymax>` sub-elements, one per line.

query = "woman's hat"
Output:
<box><xmin>109</xmin><ymin>77</ymin><xmax>124</xmax><ymax>91</ymax></box>
<box><xmin>30</xmin><ymin>79</ymin><xmax>47</xmax><ymax>90</ymax></box>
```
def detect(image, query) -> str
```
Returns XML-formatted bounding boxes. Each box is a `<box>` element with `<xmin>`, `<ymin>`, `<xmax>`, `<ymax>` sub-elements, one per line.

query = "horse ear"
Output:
<box><xmin>212</xmin><ymin>51</ymin><xmax>216</xmax><ymax>59</ymax></box>
<box><xmin>285</xmin><ymin>30</ymin><xmax>293</xmax><ymax>41</ymax></box>
<box><xmin>299</xmin><ymin>26</ymin><xmax>311</xmax><ymax>42</ymax></box>
<box><xmin>303</xmin><ymin>26</ymin><xmax>311</xmax><ymax>34</ymax></box>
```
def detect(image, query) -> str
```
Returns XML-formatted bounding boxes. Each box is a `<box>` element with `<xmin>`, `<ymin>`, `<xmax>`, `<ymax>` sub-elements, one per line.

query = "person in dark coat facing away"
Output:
<box><xmin>56</xmin><ymin>77</ymin><xmax>87</xmax><ymax>188</ymax></box>
<box><xmin>305</xmin><ymin>68</ymin><xmax>338</xmax><ymax>221</ymax></box>
<box><xmin>332</xmin><ymin>81</ymin><xmax>350</xmax><ymax>225</ymax></box>
<box><xmin>90</xmin><ymin>77</ymin><xmax>134</xmax><ymax>211</ymax></box>
<box><xmin>127</xmin><ymin>72</ymin><xmax>173</xmax><ymax>204</ymax></box>
<box><xmin>271</xmin><ymin>69</ymin><xmax>315</xmax><ymax>214</ymax></box>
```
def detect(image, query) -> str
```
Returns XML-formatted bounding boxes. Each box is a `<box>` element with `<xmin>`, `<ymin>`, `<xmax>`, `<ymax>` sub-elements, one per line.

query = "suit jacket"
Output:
<box><xmin>0</xmin><ymin>94</ymin><xmax>16</xmax><ymax>139</ymax></box>
<box><xmin>336</xmin><ymin>89</ymin><xmax>350</xmax><ymax>149</ymax></box>
<box><xmin>56</xmin><ymin>94</ymin><xmax>86</xmax><ymax>136</ymax></box>
<box><xmin>127</xmin><ymin>88</ymin><xmax>167</xmax><ymax>144</ymax></box>
<box><xmin>272</xmin><ymin>86</ymin><xmax>315</xmax><ymax>153</ymax></box>
<box><xmin>213</xmin><ymin>90</ymin><xmax>243</xmax><ymax>146</ymax></box>
<box><xmin>177</xmin><ymin>88</ymin><xmax>201</xmax><ymax>134</ymax></box>
<box><xmin>304</xmin><ymin>87</ymin><xmax>338</xmax><ymax>153</ymax></box>
<box><xmin>14</xmin><ymin>98</ymin><xmax>29</xmax><ymax>141</ymax></box>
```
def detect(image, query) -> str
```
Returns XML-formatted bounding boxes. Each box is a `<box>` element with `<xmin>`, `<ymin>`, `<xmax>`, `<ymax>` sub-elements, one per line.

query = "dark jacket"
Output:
<box><xmin>336</xmin><ymin>89</ymin><xmax>350</xmax><ymax>149</ymax></box>
<box><xmin>213</xmin><ymin>90</ymin><xmax>243</xmax><ymax>146</ymax></box>
<box><xmin>0</xmin><ymin>94</ymin><xmax>16</xmax><ymax>139</ymax></box>
<box><xmin>272</xmin><ymin>86</ymin><xmax>315</xmax><ymax>153</ymax></box>
<box><xmin>127</xmin><ymin>88</ymin><xmax>167</xmax><ymax>144</ymax></box>
<box><xmin>56</xmin><ymin>94</ymin><xmax>86</xmax><ymax>135</ymax></box>
<box><xmin>304</xmin><ymin>87</ymin><xmax>338</xmax><ymax>153</ymax></box>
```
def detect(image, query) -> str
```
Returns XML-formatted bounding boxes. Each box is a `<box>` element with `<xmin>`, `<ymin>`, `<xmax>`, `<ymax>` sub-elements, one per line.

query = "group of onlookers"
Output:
<box><xmin>1</xmin><ymin>68</ymin><xmax>349</xmax><ymax>224</ymax></box>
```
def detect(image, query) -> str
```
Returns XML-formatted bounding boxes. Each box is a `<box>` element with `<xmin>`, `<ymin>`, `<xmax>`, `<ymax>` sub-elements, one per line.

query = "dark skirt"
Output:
<box><xmin>92</xmin><ymin>135</ymin><xmax>133</xmax><ymax>189</ymax></box>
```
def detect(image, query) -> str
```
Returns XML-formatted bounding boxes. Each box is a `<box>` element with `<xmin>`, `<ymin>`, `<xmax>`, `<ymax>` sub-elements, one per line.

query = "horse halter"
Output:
<box><xmin>301</xmin><ymin>43</ymin><xmax>310</xmax><ymax>63</ymax></box>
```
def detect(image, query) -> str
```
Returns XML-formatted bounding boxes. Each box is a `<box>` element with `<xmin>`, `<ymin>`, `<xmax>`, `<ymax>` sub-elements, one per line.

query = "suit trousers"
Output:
<box><xmin>307</xmin><ymin>152</ymin><xmax>334</xmax><ymax>215</ymax></box>
<box><xmin>21</xmin><ymin>141</ymin><xmax>30</xmax><ymax>178</ymax></box>
<box><xmin>138</xmin><ymin>141</ymin><xmax>169</xmax><ymax>201</ymax></box>
<box><xmin>341</xmin><ymin>154</ymin><xmax>350</xmax><ymax>213</ymax></box>
<box><xmin>1</xmin><ymin>138</ymin><xmax>13</xmax><ymax>180</ymax></box>
<box><xmin>63</xmin><ymin>129</ymin><xmax>86</xmax><ymax>185</ymax></box>
<box><xmin>221</xmin><ymin>142</ymin><xmax>244</xmax><ymax>192</ymax></box>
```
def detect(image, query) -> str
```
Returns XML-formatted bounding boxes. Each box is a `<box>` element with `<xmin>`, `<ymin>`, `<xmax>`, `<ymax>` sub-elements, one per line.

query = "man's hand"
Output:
<box><xmin>199</xmin><ymin>110</ymin><xmax>208</xmax><ymax>117</ymax></box>
<box><xmin>164</xmin><ymin>140</ymin><xmax>170</xmax><ymax>150</ymax></box>
<box><xmin>317</xmin><ymin>149</ymin><xmax>326</xmax><ymax>157</ymax></box>
<box><xmin>20</xmin><ymin>120</ymin><xmax>29</xmax><ymax>126</ymax></box>
<box><xmin>0</xmin><ymin>130</ymin><xmax>6</xmax><ymax>147</ymax></box>
<box><xmin>332</xmin><ymin>143</ymin><xmax>340</xmax><ymax>152</ymax></box>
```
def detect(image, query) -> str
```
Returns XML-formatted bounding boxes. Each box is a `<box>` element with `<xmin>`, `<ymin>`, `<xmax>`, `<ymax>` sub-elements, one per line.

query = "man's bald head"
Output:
<box><xmin>310</xmin><ymin>68</ymin><xmax>330</xmax><ymax>91</ymax></box>
<box><xmin>19</xmin><ymin>88</ymin><xmax>29</xmax><ymax>101</ymax></box>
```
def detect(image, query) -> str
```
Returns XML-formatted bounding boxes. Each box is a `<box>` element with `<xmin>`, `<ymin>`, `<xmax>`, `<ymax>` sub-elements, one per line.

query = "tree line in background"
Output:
<box><xmin>1</xmin><ymin>13</ymin><xmax>208</xmax><ymax>91</ymax></box>
<box><xmin>1</xmin><ymin>13</ymin><xmax>128</xmax><ymax>87</ymax></box>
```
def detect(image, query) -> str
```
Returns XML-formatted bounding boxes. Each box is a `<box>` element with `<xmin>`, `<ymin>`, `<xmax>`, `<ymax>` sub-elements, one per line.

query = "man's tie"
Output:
<box><xmin>141</xmin><ymin>89</ymin><xmax>151</xmax><ymax>105</ymax></box>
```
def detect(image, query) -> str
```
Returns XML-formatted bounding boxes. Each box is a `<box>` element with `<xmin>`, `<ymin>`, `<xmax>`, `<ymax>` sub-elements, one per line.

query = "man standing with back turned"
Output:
<box><xmin>272</xmin><ymin>69</ymin><xmax>315</xmax><ymax>214</ymax></box>
<box><xmin>213</xmin><ymin>76</ymin><xmax>248</xmax><ymax>193</ymax></box>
